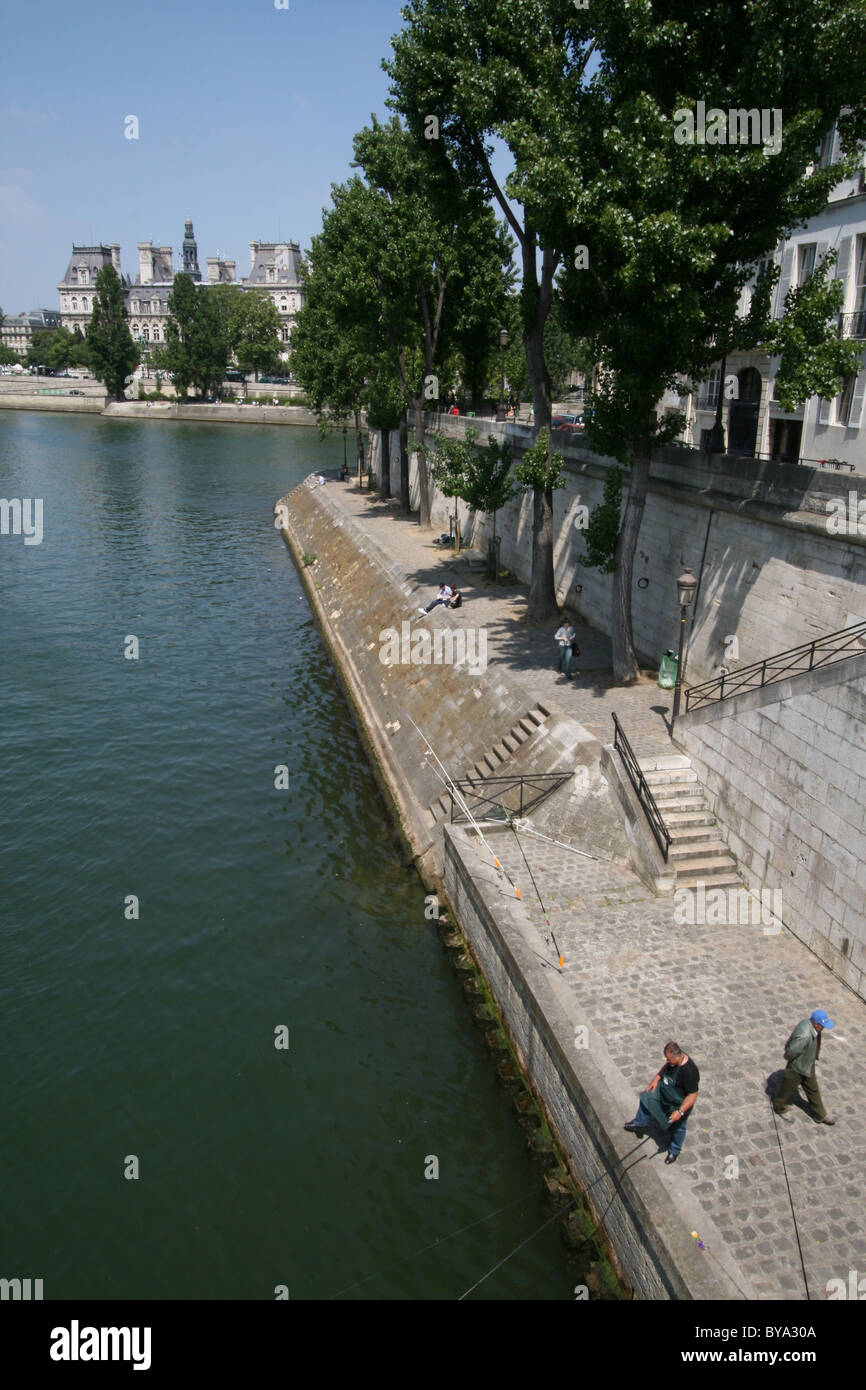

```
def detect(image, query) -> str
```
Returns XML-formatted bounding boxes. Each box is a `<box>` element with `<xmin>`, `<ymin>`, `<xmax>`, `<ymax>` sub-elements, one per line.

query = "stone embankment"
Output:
<box><xmin>0</xmin><ymin>385</ymin><xmax>319</xmax><ymax>428</ymax></box>
<box><xmin>276</xmin><ymin>476</ymin><xmax>749</xmax><ymax>1300</ymax></box>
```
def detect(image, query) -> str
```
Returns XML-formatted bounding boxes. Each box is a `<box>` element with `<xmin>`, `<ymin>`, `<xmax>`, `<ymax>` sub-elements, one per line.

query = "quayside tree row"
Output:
<box><xmin>292</xmin><ymin>0</ymin><xmax>866</xmax><ymax>682</ymax></box>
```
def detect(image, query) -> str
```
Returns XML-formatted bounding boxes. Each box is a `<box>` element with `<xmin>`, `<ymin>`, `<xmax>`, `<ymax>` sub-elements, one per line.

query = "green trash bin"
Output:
<box><xmin>658</xmin><ymin>649</ymin><xmax>678</xmax><ymax>689</ymax></box>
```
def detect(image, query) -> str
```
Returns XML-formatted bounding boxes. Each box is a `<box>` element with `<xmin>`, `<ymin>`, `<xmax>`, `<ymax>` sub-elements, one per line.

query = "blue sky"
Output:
<box><xmin>0</xmin><ymin>0</ymin><xmax>421</xmax><ymax>311</ymax></box>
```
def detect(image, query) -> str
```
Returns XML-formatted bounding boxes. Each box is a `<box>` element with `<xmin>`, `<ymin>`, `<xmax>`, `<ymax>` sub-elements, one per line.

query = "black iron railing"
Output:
<box><xmin>449</xmin><ymin>772</ymin><xmax>572</xmax><ymax>824</ymax></box>
<box><xmin>685</xmin><ymin>619</ymin><xmax>866</xmax><ymax>712</ymax></box>
<box><xmin>611</xmin><ymin>714</ymin><xmax>672</xmax><ymax>862</ymax></box>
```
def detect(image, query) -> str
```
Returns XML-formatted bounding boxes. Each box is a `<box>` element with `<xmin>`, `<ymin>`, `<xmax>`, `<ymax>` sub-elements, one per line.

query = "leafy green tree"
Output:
<box><xmin>350</xmin><ymin>114</ymin><xmax>513</xmax><ymax>528</ymax></box>
<box><xmin>551</xmin><ymin>0</ymin><xmax>866</xmax><ymax>680</ymax></box>
<box><xmin>69</xmin><ymin>326</ymin><xmax>90</xmax><ymax>367</ymax></box>
<box><xmin>365</xmin><ymin>361</ymin><xmax>405</xmax><ymax>499</ymax></box>
<box><xmin>86</xmin><ymin>266</ymin><xmax>140</xmax><ymax>399</ymax></box>
<box><xmin>514</xmin><ymin>427</ymin><xmax>566</xmax><ymax>609</ymax></box>
<box><xmin>0</xmin><ymin>343</ymin><xmax>19</xmax><ymax>365</ymax></box>
<box><xmin>431</xmin><ymin>428</ymin><xmax>517</xmax><ymax>576</ymax></box>
<box><xmin>229</xmin><ymin>290</ymin><xmax>283</xmax><ymax>378</ymax></box>
<box><xmin>386</xmin><ymin>0</ymin><xmax>596</xmax><ymax>611</ymax></box>
<box><xmin>26</xmin><ymin>328</ymin><xmax>74</xmax><ymax>371</ymax></box>
<box><xmin>159</xmin><ymin>276</ymin><xmax>230</xmax><ymax>400</ymax></box>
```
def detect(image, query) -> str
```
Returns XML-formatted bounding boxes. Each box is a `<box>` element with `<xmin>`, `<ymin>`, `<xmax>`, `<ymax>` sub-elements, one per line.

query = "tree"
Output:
<box><xmin>385</xmin><ymin>0</ymin><xmax>595</xmax><ymax>609</ymax></box>
<box><xmin>431</xmin><ymin>428</ymin><xmax>517</xmax><ymax>576</ymax></box>
<box><xmin>351</xmin><ymin>114</ymin><xmax>513</xmax><ymax>528</ymax></box>
<box><xmin>86</xmin><ymin>266</ymin><xmax>139</xmax><ymax>399</ymax></box>
<box><xmin>552</xmin><ymin>0</ymin><xmax>866</xmax><ymax>680</ymax></box>
<box><xmin>26</xmin><ymin>328</ymin><xmax>74</xmax><ymax>371</ymax></box>
<box><xmin>0</xmin><ymin>343</ymin><xmax>19</xmax><ymax>365</ymax></box>
<box><xmin>159</xmin><ymin>276</ymin><xmax>230</xmax><ymax>400</ymax></box>
<box><xmin>229</xmin><ymin>289</ymin><xmax>283</xmax><ymax>378</ymax></box>
<box><xmin>514</xmin><ymin>427</ymin><xmax>566</xmax><ymax>606</ymax></box>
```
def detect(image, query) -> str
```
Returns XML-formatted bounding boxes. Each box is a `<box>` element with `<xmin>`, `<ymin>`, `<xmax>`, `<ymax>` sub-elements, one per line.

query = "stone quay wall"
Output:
<box><xmin>678</xmin><ymin>652</ymin><xmax>866</xmax><ymax>1002</ymax></box>
<box><xmin>277</xmin><ymin>476</ymin><xmax>734</xmax><ymax>1299</ymax></box>
<box><xmin>369</xmin><ymin>419</ymin><xmax>866</xmax><ymax>687</ymax></box>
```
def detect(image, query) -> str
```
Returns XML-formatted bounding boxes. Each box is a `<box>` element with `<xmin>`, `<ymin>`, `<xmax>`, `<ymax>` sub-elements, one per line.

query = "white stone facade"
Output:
<box><xmin>57</xmin><ymin>224</ymin><xmax>305</xmax><ymax>367</ymax></box>
<box><xmin>683</xmin><ymin>145</ymin><xmax>866</xmax><ymax>466</ymax></box>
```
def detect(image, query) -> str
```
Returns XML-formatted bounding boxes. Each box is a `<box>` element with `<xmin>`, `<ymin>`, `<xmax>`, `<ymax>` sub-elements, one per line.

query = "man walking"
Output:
<box><xmin>773</xmin><ymin>1009</ymin><xmax>836</xmax><ymax>1125</ymax></box>
<box><xmin>624</xmin><ymin>1041</ymin><xmax>700</xmax><ymax>1164</ymax></box>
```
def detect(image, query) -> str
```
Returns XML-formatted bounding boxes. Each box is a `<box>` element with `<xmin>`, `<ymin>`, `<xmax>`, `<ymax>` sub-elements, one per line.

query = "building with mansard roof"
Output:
<box><xmin>1</xmin><ymin>308</ymin><xmax>61</xmax><ymax>356</ymax></box>
<box><xmin>57</xmin><ymin>221</ymin><xmax>303</xmax><ymax>363</ymax></box>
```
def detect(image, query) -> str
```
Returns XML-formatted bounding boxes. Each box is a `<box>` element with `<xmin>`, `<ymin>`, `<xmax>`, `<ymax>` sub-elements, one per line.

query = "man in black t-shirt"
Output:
<box><xmin>624</xmin><ymin>1041</ymin><xmax>700</xmax><ymax>1164</ymax></box>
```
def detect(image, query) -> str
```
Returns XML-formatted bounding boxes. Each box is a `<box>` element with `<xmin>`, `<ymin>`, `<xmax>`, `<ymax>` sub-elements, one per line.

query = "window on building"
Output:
<box><xmin>71</xmin><ymin>299</ymin><xmax>78</xmax><ymax>312</ymax></box>
<box><xmin>838</xmin><ymin>375</ymin><xmax>857</xmax><ymax>425</ymax></box>
<box><xmin>699</xmin><ymin>365</ymin><xmax>721</xmax><ymax>409</ymax></box>
<box><xmin>80</xmin><ymin>268</ymin><xmax>89</xmax><ymax>284</ymax></box>
<box><xmin>152</xmin><ymin>326</ymin><xmax>160</xmax><ymax>342</ymax></box>
<box><xmin>798</xmin><ymin>244</ymin><xmax>816</xmax><ymax>282</ymax></box>
<box><xmin>281</xmin><ymin>327</ymin><xmax>289</xmax><ymax>342</ymax></box>
<box><xmin>82</xmin><ymin>298</ymin><xmax>88</xmax><ymax>311</ymax></box>
<box><xmin>855</xmin><ymin>237</ymin><xmax>866</xmax><ymax>325</ymax></box>
<box><xmin>817</xmin><ymin>128</ymin><xmax>836</xmax><ymax>168</ymax></box>
<box><xmin>143</xmin><ymin>327</ymin><xmax>150</xmax><ymax>342</ymax></box>
<box><xmin>267</xmin><ymin>268</ymin><xmax>275</xmax><ymax>282</ymax></box>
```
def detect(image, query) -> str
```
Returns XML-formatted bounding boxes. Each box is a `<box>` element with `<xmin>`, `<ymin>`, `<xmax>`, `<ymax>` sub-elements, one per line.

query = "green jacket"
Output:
<box><xmin>784</xmin><ymin>1018</ymin><xmax>820</xmax><ymax>1077</ymax></box>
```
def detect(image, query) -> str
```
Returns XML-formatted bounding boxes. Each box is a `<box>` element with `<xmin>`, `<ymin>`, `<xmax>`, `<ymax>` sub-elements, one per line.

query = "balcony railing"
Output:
<box><xmin>839</xmin><ymin>310</ymin><xmax>866</xmax><ymax>339</ymax></box>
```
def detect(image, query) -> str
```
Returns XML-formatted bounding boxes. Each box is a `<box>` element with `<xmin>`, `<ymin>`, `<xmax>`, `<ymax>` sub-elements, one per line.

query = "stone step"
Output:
<box><xmin>518</xmin><ymin>716</ymin><xmax>537</xmax><ymax>738</ymax></box>
<box><xmin>669</xmin><ymin>820</ymin><xmax>720</xmax><ymax>839</ymax></box>
<box><xmin>638</xmin><ymin>753</ymin><xmax>692</xmax><ymax>772</ymax></box>
<box><xmin>657</xmin><ymin>798</ymin><xmax>709</xmax><ymax>816</ymax></box>
<box><xmin>669</xmin><ymin>840</ymin><xmax>732</xmax><ymax>862</ymax></box>
<box><xmin>645</xmin><ymin>781</ymin><xmax>700</xmax><ymax>801</ymax></box>
<box><xmin>674</xmin><ymin>855</ymin><xmax>740</xmax><ymax>878</ymax></box>
<box><xmin>644</xmin><ymin>768</ymin><xmax>698</xmax><ymax>786</ymax></box>
<box><xmin>674</xmin><ymin>871</ymin><xmax>744</xmax><ymax>891</ymax></box>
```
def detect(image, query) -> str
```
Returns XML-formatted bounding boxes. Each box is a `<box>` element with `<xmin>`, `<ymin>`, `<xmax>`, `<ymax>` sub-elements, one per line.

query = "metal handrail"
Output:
<box><xmin>611</xmin><ymin>714</ymin><xmax>672</xmax><ymax>862</ymax></box>
<box><xmin>449</xmin><ymin>772</ymin><xmax>572</xmax><ymax>824</ymax></box>
<box><xmin>685</xmin><ymin>619</ymin><xmax>866</xmax><ymax>712</ymax></box>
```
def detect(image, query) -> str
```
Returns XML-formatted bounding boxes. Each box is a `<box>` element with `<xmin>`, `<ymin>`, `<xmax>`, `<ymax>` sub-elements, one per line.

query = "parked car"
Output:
<box><xmin>551</xmin><ymin>413</ymin><xmax>583</xmax><ymax>433</ymax></box>
<box><xmin>68</xmin><ymin>389</ymin><xmax>85</xmax><ymax>396</ymax></box>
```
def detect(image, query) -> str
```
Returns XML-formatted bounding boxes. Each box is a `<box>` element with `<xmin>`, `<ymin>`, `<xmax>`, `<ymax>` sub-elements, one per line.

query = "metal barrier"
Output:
<box><xmin>685</xmin><ymin>619</ymin><xmax>866</xmax><ymax>712</ymax></box>
<box><xmin>449</xmin><ymin>772</ymin><xmax>572</xmax><ymax>823</ymax></box>
<box><xmin>611</xmin><ymin>713</ymin><xmax>671</xmax><ymax>862</ymax></box>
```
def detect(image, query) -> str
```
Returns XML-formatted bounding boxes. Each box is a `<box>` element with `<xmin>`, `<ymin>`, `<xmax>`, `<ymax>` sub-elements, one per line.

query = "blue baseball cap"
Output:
<box><xmin>811</xmin><ymin>1009</ymin><xmax>835</xmax><ymax>1028</ymax></box>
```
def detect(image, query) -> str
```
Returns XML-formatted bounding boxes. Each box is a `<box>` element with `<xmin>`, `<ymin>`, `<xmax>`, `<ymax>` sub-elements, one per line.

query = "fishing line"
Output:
<box><xmin>406</xmin><ymin>715</ymin><xmax>524</xmax><ymax>899</ymax></box>
<box><xmin>770</xmin><ymin>1104</ymin><xmax>812</xmax><ymax>1300</ymax></box>
<box><xmin>509</xmin><ymin>821</ymin><xmax>564</xmax><ymax>969</ymax></box>
<box><xmin>456</xmin><ymin>1198</ymin><xmax>575</xmax><ymax>1300</ymax></box>
<box><xmin>325</xmin><ymin>1190</ymin><xmax>544</xmax><ymax>1300</ymax></box>
<box><xmin>510</xmin><ymin>819</ymin><xmax>603</xmax><ymax>861</ymax></box>
<box><xmin>688</xmin><ymin>1231</ymin><xmax>752</xmax><ymax>1301</ymax></box>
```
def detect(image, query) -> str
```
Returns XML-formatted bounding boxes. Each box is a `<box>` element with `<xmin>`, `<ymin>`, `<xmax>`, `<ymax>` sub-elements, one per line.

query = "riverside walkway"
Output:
<box><xmin>313</xmin><ymin>478</ymin><xmax>865</xmax><ymax>1302</ymax></box>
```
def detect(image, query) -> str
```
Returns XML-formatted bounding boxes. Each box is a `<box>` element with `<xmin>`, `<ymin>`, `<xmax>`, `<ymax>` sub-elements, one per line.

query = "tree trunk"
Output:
<box><xmin>611</xmin><ymin>439</ymin><xmax>652</xmax><ymax>684</ymax></box>
<box><xmin>412</xmin><ymin>398</ymin><xmax>432</xmax><ymax>528</ymax></box>
<box><xmin>525</xmin><ymin>484</ymin><xmax>559</xmax><ymax>624</ymax></box>
<box><xmin>354</xmin><ymin>408</ymin><xmax>363</xmax><ymax>485</ymax></box>
<box><xmin>399</xmin><ymin>414</ymin><xmax>410</xmax><ymax>513</ymax></box>
<box><xmin>379</xmin><ymin>429</ymin><xmax>391</xmax><ymax>499</ymax></box>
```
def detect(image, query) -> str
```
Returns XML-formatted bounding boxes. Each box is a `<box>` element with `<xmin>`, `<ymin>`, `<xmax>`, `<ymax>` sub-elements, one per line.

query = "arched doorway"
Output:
<box><xmin>727</xmin><ymin>367</ymin><xmax>763</xmax><ymax>456</ymax></box>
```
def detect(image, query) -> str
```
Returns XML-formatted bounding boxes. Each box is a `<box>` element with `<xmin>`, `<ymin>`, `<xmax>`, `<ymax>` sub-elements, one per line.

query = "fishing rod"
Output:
<box><xmin>408</xmin><ymin>717</ymin><xmax>565</xmax><ymax>969</ymax></box>
<box><xmin>406</xmin><ymin>715</ymin><xmax>524</xmax><ymax>899</ymax></box>
<box><xmin>769</xmin><ymin>1104</ymin><xmax>811</xmax><ymax>1299</ymax></box>
<box><xmin>508</xmin><ymin>821</ymin><xmax>564</xmax><ymax>969</ymax></box>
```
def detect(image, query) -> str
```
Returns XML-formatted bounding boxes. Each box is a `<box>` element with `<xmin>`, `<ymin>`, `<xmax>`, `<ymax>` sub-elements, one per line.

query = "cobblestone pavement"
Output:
<box><xmin>470</xmin><ymin>829</ymin><xmax>865</xmax><ymax>1302</ymax></box>
<box><xmin>322</xmin><ymin>479</ymin><xmax>865</xmax><ymax>1301</ymax></box>
<box><xmin>329</xmin><ymin>483</ymin><xmax>672</xmax><ymax>756</ymax></box>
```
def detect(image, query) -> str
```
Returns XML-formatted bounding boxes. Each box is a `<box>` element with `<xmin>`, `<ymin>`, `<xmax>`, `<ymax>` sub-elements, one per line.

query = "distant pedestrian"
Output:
<box><xmin>554</xmin><ymin>620</ymin><xmax>576</xmax><ymax>678</ymax></box>
<box><xmin>317</xmin><ymin>474</ymin><xmax>326</xmax><ymax>486</ymax></box>
<box><xmin>624</xmin><ymin>1040</ymin><xmax>700</xmax><ymax>1164</ymax></box>
<box><xmin>773</xmin><ymin>1010</ymin><xmax>836</xmax><ymax>1125</ymax></box>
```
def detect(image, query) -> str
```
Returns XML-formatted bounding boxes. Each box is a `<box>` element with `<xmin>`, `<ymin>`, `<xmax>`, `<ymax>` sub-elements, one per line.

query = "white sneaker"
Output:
<box><xmin>418</xmin><ymin>607</ymin><xmax>427</xmax><ymax>615</ymax></box>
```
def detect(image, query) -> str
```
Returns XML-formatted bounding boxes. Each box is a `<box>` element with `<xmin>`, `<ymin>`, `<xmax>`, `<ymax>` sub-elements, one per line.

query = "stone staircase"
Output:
<box><xmin>428</xmin><ymin>703</ymin><xmax>551</xmax><ymax>824</ymax></box>
<box><xmin>639</xmin><ymin>753</ymin><xmax>742</xmax><ymax>890</ymax></box>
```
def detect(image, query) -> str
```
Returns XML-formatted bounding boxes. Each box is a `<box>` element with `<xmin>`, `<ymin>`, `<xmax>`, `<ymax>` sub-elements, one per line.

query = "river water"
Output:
<box><xmin>0</xmin><ymin>411</ymin><xmax>587</xmax><ymax>1300</ymax></box>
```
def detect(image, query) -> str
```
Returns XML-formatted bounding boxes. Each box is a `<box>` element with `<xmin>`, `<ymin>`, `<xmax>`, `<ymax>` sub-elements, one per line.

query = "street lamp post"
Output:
<box><xmin>342</xmin><ymin>426</ymin><xmax>347</xmax><ymax>476</ymax></box>
<box><xmin>496</xmin><ymin>327</ymin><xmax>509</xmax><ymax>421</ymax></box>
<box><xmin>672</xmin><ymin>567</ymin><xmax>698</xmax><ymax>720</ymax></box>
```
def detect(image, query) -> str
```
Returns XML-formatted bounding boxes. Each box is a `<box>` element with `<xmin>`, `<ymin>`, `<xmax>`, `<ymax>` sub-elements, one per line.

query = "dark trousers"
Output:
<box><xmin>776</xmin><ymin>1062</ymin><xmax>826</xmax><ymax>1119</ymax></box>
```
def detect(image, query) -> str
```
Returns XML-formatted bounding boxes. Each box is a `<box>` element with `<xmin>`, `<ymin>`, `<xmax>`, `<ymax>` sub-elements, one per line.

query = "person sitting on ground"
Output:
<box><xmin>419</xmin><ymin>583</ymin><xmax>454</xmax><ymax>614</ymax></box>
<box><xmin>448</xmin><ymin>588</ymin><xmax>463</xmax><ymax>609</ymax></box>
<box><xmin>554</xmin><ymin>619</ymin><xmax>577</xmax><ymax>679</ymax></box>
